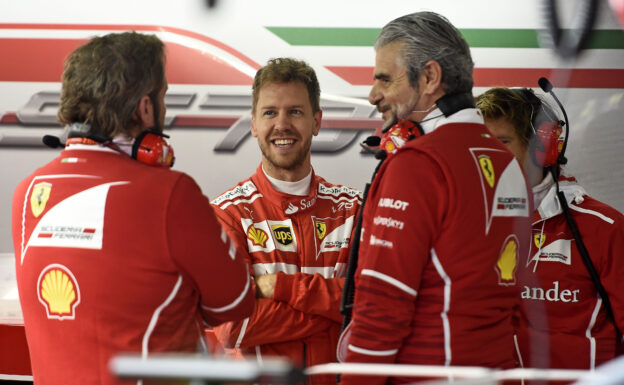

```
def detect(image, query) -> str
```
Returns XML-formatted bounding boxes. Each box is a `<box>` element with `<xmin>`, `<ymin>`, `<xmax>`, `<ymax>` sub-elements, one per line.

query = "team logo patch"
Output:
<box><xmin>272</xmin><ymin>225</ymin><xmax>293</xmax><ymax>246</ymax></box>
<box><xmin>534</xmin><ymin>233</ymin><xmax>546</xmax><ymax>249</ymax></box>
<box><xmin>247</xmin><ymin>225</ymin><xmax>268</xmax><ymax>247</ymax></box>
<box><xmin>315</xmin><ymin>220</ymin><xmax>327</xmax><ymax>240</ymax></box>
<box><xmin>30</xmin><ymin>182</ymin><xmax>52</xmax><ymax>218</ymax></box>
<box><xmin>37</xmin><ymin>264</ymin><xmax>80</xmax><ymax>320</ymax></box>
<box><xmin>478</xmin><ymin>155</ymin><xmax>495</xmax><ymax>188</ymax></box>
<box><xmin>495</xmin><ymin>235</ymin><xmax>518</xmax><ymax>286</ymax></box>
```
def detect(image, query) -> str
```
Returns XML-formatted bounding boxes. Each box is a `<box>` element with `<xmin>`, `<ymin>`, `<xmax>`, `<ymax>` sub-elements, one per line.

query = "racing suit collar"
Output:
<box><xmin>419</xmin><ymin>107</ymin><xmax>484</xmax><ymax>135</ymax></box>
<box><xmin>533</xmin><ymin>172</ymin><xmax>587</xmax><ymax>224</ymax></box>
<box><xmin>252</xmin><ymin>164</ymin><xmax>319</xmax><ymax>216</ymax></box>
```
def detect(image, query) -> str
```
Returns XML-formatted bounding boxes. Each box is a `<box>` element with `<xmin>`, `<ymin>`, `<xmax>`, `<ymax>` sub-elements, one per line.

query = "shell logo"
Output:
<box><xmin>496</xmin><ymin>235</ymin><xmax>518</xmax><ymax>286</ymax></box>
<box><xmin>37</xmin><ymin>264</ymin><xmax>81</xmax><ymax>320</ymax></box>
<box><xmin>247</xmin><ymin>225</ymin><xmax>268</xmax><ymax>247</ymax></box>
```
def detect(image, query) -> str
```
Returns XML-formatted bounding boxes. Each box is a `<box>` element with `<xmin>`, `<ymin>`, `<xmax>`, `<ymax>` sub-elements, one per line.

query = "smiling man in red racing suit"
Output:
<box><xmin>211</xmin><ymin>58</ymin><xmax>361</xmax><ymax>385</ymax></box>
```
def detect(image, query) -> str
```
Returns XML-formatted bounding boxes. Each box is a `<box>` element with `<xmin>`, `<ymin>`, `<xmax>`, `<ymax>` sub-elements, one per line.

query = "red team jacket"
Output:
<box><xmin>517</xmin><ymin>174</ymin><xmax>624</xmax><ymax>370</ymax></box>
<box><xmin>211</xmin><ymin>165</ymin><xmax>361</xmax><ymax>384</ymax></box>
<box><xmin>12</xmin><ymin>144</ymin><xmax>254</xmax><ymax>385</ymax></box>
<box><xmin>340</xmin><ymin>109</ymin><xmax>532</xmax><ymax>384</ymax></box>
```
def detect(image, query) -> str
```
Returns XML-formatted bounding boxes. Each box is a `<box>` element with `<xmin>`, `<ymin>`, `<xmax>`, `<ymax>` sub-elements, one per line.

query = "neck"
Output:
<box><xmin>407</xmin><ymin>89</ymin><xmax>445</xmax><ymax>123</ymax></box>
<box><xmin>262</xmin><ymin>159</ymin><xmax>312</xmax><ymax>182</ymax></box>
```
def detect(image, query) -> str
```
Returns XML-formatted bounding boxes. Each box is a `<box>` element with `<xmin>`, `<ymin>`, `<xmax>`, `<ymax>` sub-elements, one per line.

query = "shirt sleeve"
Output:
<box><xmin>341</xmin><ymin>150</ymin><xmax>448</xmax><ymax>385</ymax></box>
<box><xmin>273</xmin><ymin>273</ymin><xmax>345</xmax><ymax>323</ymax></box>
<box><xmin>166</xmin><ymin>174</ymin><xmax>255</xmax><ymax>326</ymax></box>
<box><xmin>214</xmin><ymin>298</ymin><xmax>334</xmax><ymax>349</ymax></box>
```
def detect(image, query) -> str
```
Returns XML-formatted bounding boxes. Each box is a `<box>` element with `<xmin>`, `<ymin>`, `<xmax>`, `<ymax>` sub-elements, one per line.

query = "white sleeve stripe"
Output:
<box><xmin>348</xmin><ymin>344</ymin><xmax>398</xmax><ymax>356</ymax></box>
<box><xmin>142</xmin><ymin>275</ymin><xmax>183</xmax><ymax>359</ymax></box>
<box><xmin>569</xmin><ymin>203</ymin><xmax>615</xmax><ymax>224</ymax></box>
<box><xmin>234</xmin><ymin>317</ymin><xmax>250</xmax><ymax>349</ymax></box>
<box><xmin>202</xmin><ymin>273</ymin><xmax>251</xmax><ymax>313</ymax></box>
<box><xmin>361</xmin><ymin>269</ymin><xmax>417</xmax><ymax>297</ymax></box>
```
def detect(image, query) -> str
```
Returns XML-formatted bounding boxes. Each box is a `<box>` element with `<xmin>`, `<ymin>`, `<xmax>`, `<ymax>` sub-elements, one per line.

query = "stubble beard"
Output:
<box><xmin>259</xmin><ymin>136</ymin><xmax>312</xmax><ymax>173</ymax></box>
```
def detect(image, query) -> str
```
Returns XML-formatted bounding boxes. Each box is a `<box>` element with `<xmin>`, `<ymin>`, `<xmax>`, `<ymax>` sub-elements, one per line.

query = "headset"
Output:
<box><xmin>45</xmin><ymin>127</ymin><xmax>175</xmax><ymax>168</ymax></box>
<box><xmin>131</xmin><ymin>130</ymin><xmax>175</xmax><ymax>168</ymax></box>
<box><xmin>510</xmin><ymin>87</ymin><xmax>566</xmax><ymax>168</ymax></box>
<box><xmin>519</xmin><ymin>78</ymin><xmax>622</xmax><ymax>344</ymax></box>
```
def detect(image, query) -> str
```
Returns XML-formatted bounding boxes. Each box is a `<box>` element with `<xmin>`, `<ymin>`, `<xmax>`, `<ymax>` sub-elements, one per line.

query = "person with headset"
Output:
<box><xmin>476</xmin><ymin>86</ymin><xmax>624</xmax><ymax>371</ymax></box>
<box><xmin>11</xmin><ymin>32</ymin><xmax>254</xmax><ymax>385</ymax></box>
<box><xmin>338</xmin><ymin>12</ymin><xmax>532</xmax><ymax>385</ymax></box>
<box><xmin>209</xmin><ymin>58</ymin><xmax>361</xmax><ymax>385</ymax></box>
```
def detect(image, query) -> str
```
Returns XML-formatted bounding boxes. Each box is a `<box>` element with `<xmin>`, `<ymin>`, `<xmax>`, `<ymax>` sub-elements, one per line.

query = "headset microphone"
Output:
<box><xmin>42</xmin><ymin>135</ymin><xmax>63</xmax><ymax>149</ymax></box>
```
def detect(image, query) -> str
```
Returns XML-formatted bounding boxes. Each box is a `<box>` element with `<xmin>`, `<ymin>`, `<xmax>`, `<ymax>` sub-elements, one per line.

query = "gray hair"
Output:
<box><xmin>375</xmin><ymin>11</ymin><xmax>474</xmax><ymax>94</ymax></box>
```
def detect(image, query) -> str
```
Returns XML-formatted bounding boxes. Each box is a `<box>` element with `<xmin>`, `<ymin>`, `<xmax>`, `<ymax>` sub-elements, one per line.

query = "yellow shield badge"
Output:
<box><xmin>315</xmin><ymin>220</ymin><xmax>327</xmax><ymax>240</ymax></box>
<box><xmin>30</xmin><ymin>182</ymin><xmax>52</xmax><ymax>218</ymax></box>
<box><xmin>478</xmin><ymin>155</ymin><xmax>495</xmax><ymax>188</ymax></box>
<box><xmin>534</xmin><ymin>233</ymin><xmax>546</xmax><ymax>249</ymax></box>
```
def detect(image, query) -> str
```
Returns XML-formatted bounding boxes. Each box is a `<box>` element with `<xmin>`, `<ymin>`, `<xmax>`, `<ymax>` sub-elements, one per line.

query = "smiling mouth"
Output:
<box><xmin>272</xmin><ymin>139</ymin><xmax>295</xmax><ymax>147</ymax></box>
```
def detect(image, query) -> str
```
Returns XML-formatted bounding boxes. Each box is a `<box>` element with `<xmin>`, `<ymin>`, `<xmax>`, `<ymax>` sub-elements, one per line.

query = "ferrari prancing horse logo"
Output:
<box><xmin>30</xmin><ymin>182</ymin><xmax>52</xmax><ymax>218</ymax></box>
<box><xmin>534</xmin><ymin>233</ymin><xmax>546</xmax><ymax>249</ymax></box>
<box><xmin>478</xmin><ymin>155</ymin><xmax>495</xmax><ymax>188</ymax></box>
<box><xmin>315</xmin><ymin>220</ymin><xmax>327</xmax><ymax>240</ymax></box>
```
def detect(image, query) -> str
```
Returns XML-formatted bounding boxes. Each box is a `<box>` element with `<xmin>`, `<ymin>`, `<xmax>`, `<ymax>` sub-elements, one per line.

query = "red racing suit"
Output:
<box><xmin>516</xmin><ymin>174</ymin><xmax>624</xmax><ymax>370</ymax></box>
<box><xmin>339</xmin><ymin>108</ymin><xmax>532</xmax><ymax>384</ymax></box>
<box><xmin>12</xmin><ymin>143</ymin><xmax>254</xmax><ymax>385</ymax></box>
<box><xmin>211</xmin><ymin>165</ymin><xmax>361</xmax><ymax>384</ymax></box>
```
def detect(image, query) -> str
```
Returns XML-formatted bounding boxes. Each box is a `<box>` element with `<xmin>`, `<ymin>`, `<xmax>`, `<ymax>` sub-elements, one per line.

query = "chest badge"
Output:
<box><xmin>271</xmin><ymin>225</ymin><xmax>293</xmax><ymax>246</ymax></box>
<box><xmin>30</xmin><ymin>182</ymin><xmax>52</xmax><ymax>218</ymax></box>
<box><xmin>315</xmin><ymin>220</ymin><xmax>327</xmax><ymax>240</ymax></box>
<box><xmin>534</xmin><ymin>233</ymin><xmax>546</xmax><ymax>249</ymax></box>
<box><xmin>247</xmin><ymin>225</ymin><xmax>268</xmax><ymax>247</ymax></box>
<box><xmin>478</xmin><ymin>155</ymin><xmax>495</xmax><ymax>188</ymax></box>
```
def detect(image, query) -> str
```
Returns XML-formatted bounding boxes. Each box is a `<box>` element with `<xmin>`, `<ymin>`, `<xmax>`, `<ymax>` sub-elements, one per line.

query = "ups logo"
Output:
<box><xmin>272</xmin><ymin>225</ymin><xmax>293</xmax><ymax>246</ymax></box>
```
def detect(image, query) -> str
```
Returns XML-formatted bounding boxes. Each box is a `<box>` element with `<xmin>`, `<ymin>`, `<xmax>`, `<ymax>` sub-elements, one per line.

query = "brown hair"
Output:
<box><xmin>57</xmin><ymin>31</ymin><xmax>165</xmax><ymax>138</ymax></box>
<box><xmin>252</xmin><ymin>58</ymin><xmax>320</xmax><ymax>114</ymax></box>
<box><xmin>475</xmin><ymin>87</ymin><xmax>534</xmax><ymax>146</ymax></box>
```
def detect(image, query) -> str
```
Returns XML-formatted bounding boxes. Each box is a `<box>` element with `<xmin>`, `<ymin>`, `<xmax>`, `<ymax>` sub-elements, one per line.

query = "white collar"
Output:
<box><xmin>535</xmin><ymin>173</ymin><xmax>587</xmax><ymax>221</ymax></box>
<box><xmin>419</xmin><ymin>107</ymin><xmax>484</xmax><ymax>135</ymax></box>
<box><xmin>262</xmin><ymin>165</ymin><xmax>312</xmax><ymax>196</ymax></box>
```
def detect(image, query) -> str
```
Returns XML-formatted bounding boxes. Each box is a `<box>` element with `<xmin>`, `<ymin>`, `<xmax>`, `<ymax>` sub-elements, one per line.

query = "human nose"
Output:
<box><xmin>369</xmin><ymin>83</ymin><xmax>382</xmax><ymax>106</ymax></box>
<box><xmin>274</xmin><ymin>111</ymin><xmax>291</xmax><ymax>129</ymax></box>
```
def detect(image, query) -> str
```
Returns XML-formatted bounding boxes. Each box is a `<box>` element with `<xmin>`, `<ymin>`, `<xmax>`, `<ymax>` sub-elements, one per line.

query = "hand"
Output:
<box><xmin>255</xmin><ymin>273</ymin><xmax>277</xmax><ymax>299</ymax></box>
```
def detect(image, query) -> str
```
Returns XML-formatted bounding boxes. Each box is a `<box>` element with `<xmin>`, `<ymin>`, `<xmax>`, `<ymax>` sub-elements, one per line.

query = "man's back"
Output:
<box><xmin>13</xmin><ymin>144</ymin><xmax>253</xmax><ymax>385</ymax></box>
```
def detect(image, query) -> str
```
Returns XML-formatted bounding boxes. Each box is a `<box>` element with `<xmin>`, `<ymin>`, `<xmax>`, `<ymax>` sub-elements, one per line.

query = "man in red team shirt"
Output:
<box><xmin>211</xmin><ymin>58</ymin><xmax>361</xmax><ymax>385</ymax></box>
<box><xmin>339</xmin><ymin>12</ymin><xmax>532</xmax><ymax>384</ymax></box>
<box><xmin>12</xmin><ymin>32</ymin><xmax>254</xmax><ymax>385</ymax></box>
<box><xmin>477</xmin><ymin>86</ymin><xmax>624</xmax><ymax>371</ymax></box>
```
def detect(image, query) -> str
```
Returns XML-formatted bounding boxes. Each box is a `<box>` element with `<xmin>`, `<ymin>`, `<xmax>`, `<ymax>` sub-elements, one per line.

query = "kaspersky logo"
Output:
<box><xmin>0</xmin><ymin>24</ymin><xmax>382</xmax><ymax>153</ymax></box>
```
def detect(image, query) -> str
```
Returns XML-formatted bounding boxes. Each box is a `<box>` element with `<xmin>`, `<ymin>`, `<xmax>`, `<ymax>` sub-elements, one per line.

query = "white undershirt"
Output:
<box><xmin>262</xmin><ymin>165</ymin><xmax>312</xmax><ymax>196</ymax></box>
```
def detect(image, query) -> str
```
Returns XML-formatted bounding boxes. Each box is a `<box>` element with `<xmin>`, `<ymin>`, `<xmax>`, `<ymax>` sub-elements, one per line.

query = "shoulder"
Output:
<box><xmin>571</xmin><ymin>195</ymin><xmax>624</xmax><ymax>228</ymax></box>
<box><xmin>210</xmin><ymin>176</ymin><xmax>260</xmax><ymax>210</ymax></box>
<box><xmin>316</xmin><ymin>176</ymin><xmax>362</xmax><ymax>204</ymax></box>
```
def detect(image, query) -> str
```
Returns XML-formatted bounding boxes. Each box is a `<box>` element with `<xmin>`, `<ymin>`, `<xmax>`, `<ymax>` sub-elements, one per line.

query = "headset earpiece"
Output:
<box><xmin>379</xmin><ymin>119</ymin><xmax>423</xmax><ymax>157</ymax></box>
<box><xmin>131</xmin><ymin>130</ymin><xmax>175</xmax><ymax>168</ymax></box>
<box><xmin>512</xmin><ymin>88</ymin><xmax>564</xmax><ymax>168</ymax></box>
<box><xmin>534</xmin><ymin>120</ymin><xmax>564</xmax><ymax>167</ymax></box>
